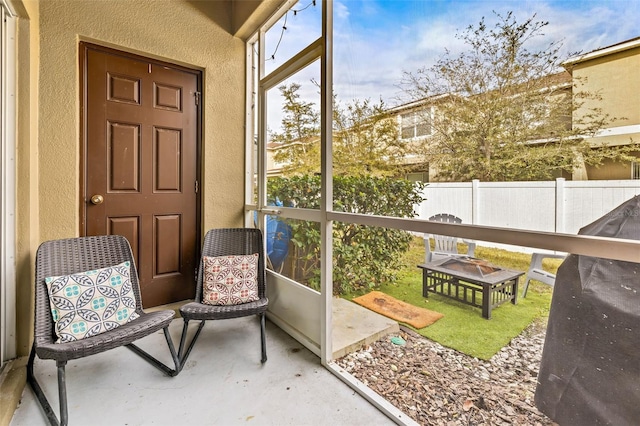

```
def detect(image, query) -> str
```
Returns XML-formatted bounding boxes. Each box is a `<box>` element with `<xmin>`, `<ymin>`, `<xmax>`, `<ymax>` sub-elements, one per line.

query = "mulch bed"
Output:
<box><xmin>336</xmin><ymin>319</ymin><xmax>556</xmax><ymax>425</ymax></box>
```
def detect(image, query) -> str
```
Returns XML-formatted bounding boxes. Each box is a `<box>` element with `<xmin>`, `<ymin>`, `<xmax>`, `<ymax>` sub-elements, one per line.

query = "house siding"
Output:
<box><xmin>571</xmin><ymin>43</ymin><xmax>640</xmax><ymax>172</ymax></box>
<box><xmin>586</xmin><ymin>156</ymin><xmax>637</xmax><ymax>181</ymax></box>
<box><xmin>385</xmin><ymin>42</ymin><xmax>640</xmax><ymax>182</ymax></box>
<box><xmin>572</xmin><ymin>45</ymin><xmax>640</xmax><ymax>128</ymax></box>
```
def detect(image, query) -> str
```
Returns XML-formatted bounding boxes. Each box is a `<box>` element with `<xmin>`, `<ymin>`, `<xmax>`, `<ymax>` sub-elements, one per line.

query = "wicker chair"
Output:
<box><xmin>178</xmin><ymin>228</ymin><xmax>268</xmax><ymax>368</ymax></box>
<box><xmin>27</xmin><ymin>235</ymin><xmax>180</xmax><ymax>426</ymax></box>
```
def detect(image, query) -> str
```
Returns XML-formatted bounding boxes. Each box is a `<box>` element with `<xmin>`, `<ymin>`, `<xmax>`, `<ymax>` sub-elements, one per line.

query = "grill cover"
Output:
<box><xmin>535</xmin><ymin>195</ymin><xmax>640</xmax><ymax>425</ymax></box>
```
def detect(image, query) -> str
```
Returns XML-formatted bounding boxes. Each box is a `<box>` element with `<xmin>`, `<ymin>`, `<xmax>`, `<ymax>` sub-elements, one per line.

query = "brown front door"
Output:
<box><xmin>81</xmin><ymin>43</ymin><xmax>200</xmax><ymax>307</ymax></box>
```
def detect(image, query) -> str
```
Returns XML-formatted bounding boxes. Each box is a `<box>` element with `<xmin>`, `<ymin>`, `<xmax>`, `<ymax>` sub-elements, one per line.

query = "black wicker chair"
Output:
<box><xmin>178</xmin><ymin>228</ymin><xmax>268</xmax><ymax>368</ymax></box>
<box><xmin>27</xmin><ymin>235</ymin><xmax>180</xmax><ymax>426</ymax></box>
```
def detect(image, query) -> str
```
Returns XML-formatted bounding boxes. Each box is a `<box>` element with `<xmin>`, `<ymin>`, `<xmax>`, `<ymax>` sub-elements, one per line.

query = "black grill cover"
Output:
<box><xmin>535</xmin><ymin>195</ymin><xmax>640</xmax><ymax>425</ymax></box>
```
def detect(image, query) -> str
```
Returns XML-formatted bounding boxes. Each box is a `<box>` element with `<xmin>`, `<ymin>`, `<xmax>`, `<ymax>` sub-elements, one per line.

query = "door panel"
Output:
<box><xmin>83</xmin><ymin>44</ymin><xmax>200</xmax><ymax>307</ymax></box>
<box><xmin>109</xmin><ymin>122</ymin><xmax>140</xmax><ymax>191</ymax></box>
<box><xmin>155</xmin><ymin>215</ymin><xmax>181</xmax><ymax>274</ymax></box>
<box><xmin>155</xmin><ymin>128</ymin><xmax>181</xmax><ymax>191</ymax></box>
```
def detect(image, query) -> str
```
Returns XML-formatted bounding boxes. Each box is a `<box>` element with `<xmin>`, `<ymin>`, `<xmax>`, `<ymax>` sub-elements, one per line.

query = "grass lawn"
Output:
<box><xmin>359</xmin><ymin>237</ymin><xmax>561</xmax><ymax>360</ymax></box>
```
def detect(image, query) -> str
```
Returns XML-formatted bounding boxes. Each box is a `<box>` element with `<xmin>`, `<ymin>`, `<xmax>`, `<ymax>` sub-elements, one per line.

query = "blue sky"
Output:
<box><xmin>264</xmin><ymin>0</ymin><xmax>639</xmax><ymax>133</ymax></box>
<box><xmin>333</xmin><ymin>0</ymin><xmax>639</xmax><ymax>105</ymax></box>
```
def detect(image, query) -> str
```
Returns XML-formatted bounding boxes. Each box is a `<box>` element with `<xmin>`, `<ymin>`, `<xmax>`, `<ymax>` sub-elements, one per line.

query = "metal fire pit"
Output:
<box><xmin>418</xmin><ymin>256</ymin><xmax>523</xmax><ymax>319</ymax></box>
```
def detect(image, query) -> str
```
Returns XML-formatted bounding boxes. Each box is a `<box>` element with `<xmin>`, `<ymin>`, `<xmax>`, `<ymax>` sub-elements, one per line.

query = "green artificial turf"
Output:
<box><xmin>356</xmin><ymin>238</ymin><xmax>560</xmax><ymax>360</ymax></box>
<box><xmin>379</xmin><ymin>279</ymin><xmax>551</xmax><ymax>360</ymax></box>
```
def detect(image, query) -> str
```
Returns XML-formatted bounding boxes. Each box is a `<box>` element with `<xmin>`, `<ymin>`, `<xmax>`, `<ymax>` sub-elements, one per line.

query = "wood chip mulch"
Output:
<box><xmin>335</xmin><ymin>320</ymin><xmax>556</xmax><ymax>425</ymax></box>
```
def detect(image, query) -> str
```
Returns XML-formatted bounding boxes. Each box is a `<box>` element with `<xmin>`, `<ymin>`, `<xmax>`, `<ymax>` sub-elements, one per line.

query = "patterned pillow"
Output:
<box><xmin>202</xmin><ymin>254</ymin><xmax>260</xmax><ymax>306</ymax></box>
<box><xmin>45</xmin><ymin>261</ymin><xmax>140</xmax><ymax>343</ymax></box>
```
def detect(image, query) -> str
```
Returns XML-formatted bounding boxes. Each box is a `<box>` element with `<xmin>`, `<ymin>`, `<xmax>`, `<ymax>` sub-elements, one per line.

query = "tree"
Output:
<box><xmin>333</xmin><ymin>98</ymin><xmax>411</xmax><ymax>177</ymax></box>
<box><xmin>270</xmin><ymin>83</ymin><xmax>321</xmax><ymax>176</ymax></box>
<box><xmin>401</xmin><ymin>12</ymin><xmax>639</xmax><ymax>181</ymax></box>
<box><xmin>270</xmin><ymin>83</ymin><xmax>415</xmax><ymax>177</ymax></box>
<box><xmin>267</xmin><ymin>85</ymin><xmax>425</xmax><ymax>294</ymax></box>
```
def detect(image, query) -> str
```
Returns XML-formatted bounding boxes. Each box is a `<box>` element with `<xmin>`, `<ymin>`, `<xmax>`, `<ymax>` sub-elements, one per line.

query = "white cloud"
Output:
<box><xmin>266</xmin><ymin>0</ymin><xmax>638</xmax><ymax>133</ymax></box>
<box><xmin>332</xmin><ymin>0</ymin><xmax>639</xmax><ymax>106</ymax></box>
<box><xmin>335</xmin><ymin>1</ymin><xmax>350</xmax><ymax>20</ymax></box>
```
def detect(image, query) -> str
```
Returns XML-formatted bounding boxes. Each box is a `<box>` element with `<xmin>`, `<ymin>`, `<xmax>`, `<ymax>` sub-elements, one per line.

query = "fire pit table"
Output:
<box><xmin>418</xmin><ymin>256</ymin><xmax>524</xmax><ymax>319</ymax></box>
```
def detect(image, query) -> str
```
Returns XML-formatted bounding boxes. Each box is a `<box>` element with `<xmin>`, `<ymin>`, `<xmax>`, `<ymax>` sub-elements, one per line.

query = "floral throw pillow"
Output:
<box><xmin>202</xmin><ymin>254</ymin><xmax>260</xmax><ymax>306</ymax></box>
<box><xmin>45</xmin><ymin>261</ymin><xmax>140</xmax><ymax>343</ymax></box>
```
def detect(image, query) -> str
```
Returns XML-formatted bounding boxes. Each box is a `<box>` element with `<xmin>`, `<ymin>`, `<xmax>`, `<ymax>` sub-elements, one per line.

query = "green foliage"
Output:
<box><xmin>270</xmin><ymin>83</ymin><xmax>417</xmax><ymax>177</ymax></box>
<box><xmin>270</xmin><ymin>83</ymin><xmax>321</xmax><ymax>176</ymax></box>
<box><xmin>333</xmin><ymin>98</ymin><xmax>413</xmax><ymax>177</ymax></box>
<box><xmin>267</xmin><ymin>175</ymin><xmax>425</xmax><ymax>294</ymax></box>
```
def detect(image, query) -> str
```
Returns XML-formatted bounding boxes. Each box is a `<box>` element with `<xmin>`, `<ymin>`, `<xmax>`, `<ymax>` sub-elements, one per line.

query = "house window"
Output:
<box><xmin>632</xmin><ymin>162</ymin><xmax>640</xmax><ymax>180</ymax></box>
<box><xmin>401</xmin><ymin>109</ymin><xmax>432</xmax><ymax>140</ymax></box>
<box><xmin>405</xmin><ymin>172</ymin><xmax>429</xmax><ymax>183</ymax></box>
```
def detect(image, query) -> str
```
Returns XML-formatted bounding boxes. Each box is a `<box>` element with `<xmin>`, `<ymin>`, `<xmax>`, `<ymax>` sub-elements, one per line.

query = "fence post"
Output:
<box><xmin>472</xmin><ymin>179</ymin><xmax>480</xmax><ymax>225</ymax></box>
<box><xmin>555</xmin><ymin>178</ymin><xmax>565</xmax><ymax>233</ymax></box>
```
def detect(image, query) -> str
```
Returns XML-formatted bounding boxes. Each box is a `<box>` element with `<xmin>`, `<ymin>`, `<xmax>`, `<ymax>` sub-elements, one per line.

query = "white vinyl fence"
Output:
<box><xmin>418</xmin><ymin>178</ymin><xmax>640</xmax><ymax>253</ymax></box>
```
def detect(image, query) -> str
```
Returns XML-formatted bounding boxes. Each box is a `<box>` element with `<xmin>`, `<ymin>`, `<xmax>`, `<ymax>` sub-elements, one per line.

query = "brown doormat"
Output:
<box><xmin>352</xmin><ymin>291</ymin><xmax>444</xmax><ymax>329</ymax></box>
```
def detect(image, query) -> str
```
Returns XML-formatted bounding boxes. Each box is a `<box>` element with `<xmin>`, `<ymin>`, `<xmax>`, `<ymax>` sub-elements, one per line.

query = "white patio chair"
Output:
<box><xmin>522</xmin><ymin>252</ymin><xmax>566</xmax><ymax>297</ymax></box>
<box><xmin>424</xmin><ymin>213</ymin><xmax>476</xmax><ymax>263</ymax></box>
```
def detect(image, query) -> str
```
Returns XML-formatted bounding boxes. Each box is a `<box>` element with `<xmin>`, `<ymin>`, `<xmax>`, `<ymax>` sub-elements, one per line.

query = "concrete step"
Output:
<box><xmin>332</xmin><ymin>297</ymin><xmax>399</xmax><ymax>359</ymax></box>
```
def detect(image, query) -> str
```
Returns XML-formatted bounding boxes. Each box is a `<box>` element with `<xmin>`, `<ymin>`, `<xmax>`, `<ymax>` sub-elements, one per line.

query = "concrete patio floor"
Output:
<box><xmin>11</xmin><ymin>301</ymin><xmax>402</xmax><ymax>426</ymax></box>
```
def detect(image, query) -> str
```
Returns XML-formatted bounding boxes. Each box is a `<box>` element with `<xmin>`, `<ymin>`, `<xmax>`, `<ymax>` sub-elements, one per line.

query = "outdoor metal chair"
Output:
<box><xmin>27</xmin><ymin>235</ymin><xmax>180</xmax><ymax>426</ymax></box>
<box><xmin>522</xmin><ymin>252</ymin><xmax>566</xmax><ymax>297</ymax></box>
<box><xmin>178</xmin><ymin>228</ymin><xmax>268</xmax><ymax>368</ymax></box>
<box><xmin>424</xmin><ymin>213</ymin><xmax>476</xmax><ymax>262</ymax></box>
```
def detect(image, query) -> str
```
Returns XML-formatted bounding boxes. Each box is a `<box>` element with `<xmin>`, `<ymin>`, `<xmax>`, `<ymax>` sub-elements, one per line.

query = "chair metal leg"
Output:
<box><xmin>260</xmin><ymin>313</ymin><xmax>267</xmax><ymax>363</ymax></box>
<box><xmin>27</xmin><ymin>343</ymin><xmax>67</xmax><ymax>426</ymax></box>
<box><xmin>57</xmin><ymin>362</ymin><xmax>68</xmax><ymax>425</ymax></box>
<box><xmin>28</xmin><ymin>326</ymin><xmax>178</xmax><ymax>426</ymax></box>
<box><xmin>178</xmin><ymin>319</ymin><xmax>190</xmax><ymax>361</ymax></box>
<box><xmin>126</xmin><ymin>326</ymin><xmax>180</xmax><ymax>377</ymax></box>
<box><xmin>177</xmin><ymin>320</ymin><xmax>206</xmax><ymax>368</ymax></box>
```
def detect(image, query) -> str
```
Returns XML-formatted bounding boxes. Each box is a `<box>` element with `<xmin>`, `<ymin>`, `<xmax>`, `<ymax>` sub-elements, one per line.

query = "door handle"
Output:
<box><xmin>90</xmin><ymin>194</ymin><xmax>104</xmax><ymax>205</ymax></box>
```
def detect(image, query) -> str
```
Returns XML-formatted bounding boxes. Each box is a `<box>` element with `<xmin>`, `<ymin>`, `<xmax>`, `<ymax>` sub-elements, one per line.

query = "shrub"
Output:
<box><xmin>267</xmin><ymin>175</ymin><xmax>425</xmax><ymax>294</ymax></box>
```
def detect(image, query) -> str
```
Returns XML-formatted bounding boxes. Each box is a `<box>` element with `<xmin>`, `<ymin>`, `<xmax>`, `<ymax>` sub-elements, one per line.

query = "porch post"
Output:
<box><xmin>320</xmin><ymin>0</ymin><xmax>333</xmax><ymax>365</ymax></box>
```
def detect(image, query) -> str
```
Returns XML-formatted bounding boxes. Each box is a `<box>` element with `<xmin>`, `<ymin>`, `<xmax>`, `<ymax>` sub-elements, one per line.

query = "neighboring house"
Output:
<box><xmin>266</xmin><ymin>141</ymin><xmax>285</xmax><ymax>177</ymax></box>
<box><xmin>563</xmin><ymin>37</ymin><xmax>640</xmax><ymax>180</ymax></box>
<box><xmin>266</xmin><ymin>137</ymin><xmax>321</xmax><ymax>177</ymax></box>
<box><xmin>389</xmin><ymin>72</ymin><xmax>573</xmax><ymax>182</ymax></box>
<box><xmin>391</xmin><ymin>94</ymin><xmax>453</xmax><ymax>183</ymax></box>
<box><xmin>389</xmin><ymin>38</ymin><xmax>640</xmax><ymax>182</ymax></box>
<box><xmin>267</xmin><ymin>38</ymin><xmax>640</xmax><ymax>182</ymax></box>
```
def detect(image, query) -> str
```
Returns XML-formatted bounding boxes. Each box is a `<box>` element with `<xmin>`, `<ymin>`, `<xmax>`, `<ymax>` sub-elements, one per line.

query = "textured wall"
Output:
<box><xmin>37</xmin><ymin>0</ymin><xmax>247</xmax><ymax>241</ymax></box>
<box><xmin>573</xmin><ymin>46</ymin><xmax>640</xmax><ymax>125</ymax></box>
<box><xmin>6</xmin><ymin>0</ymin><xmax>278</xmax><ymax>410</ymax></box>
<box><xmin>14</xmin><ymin>0</ymin><xmax>41</xmax><ymax>360</ymax></box>
<box><xmin>571</xmin><ymin>45</ymin><xmax>640</xmax><ymax>179</ymax></box>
